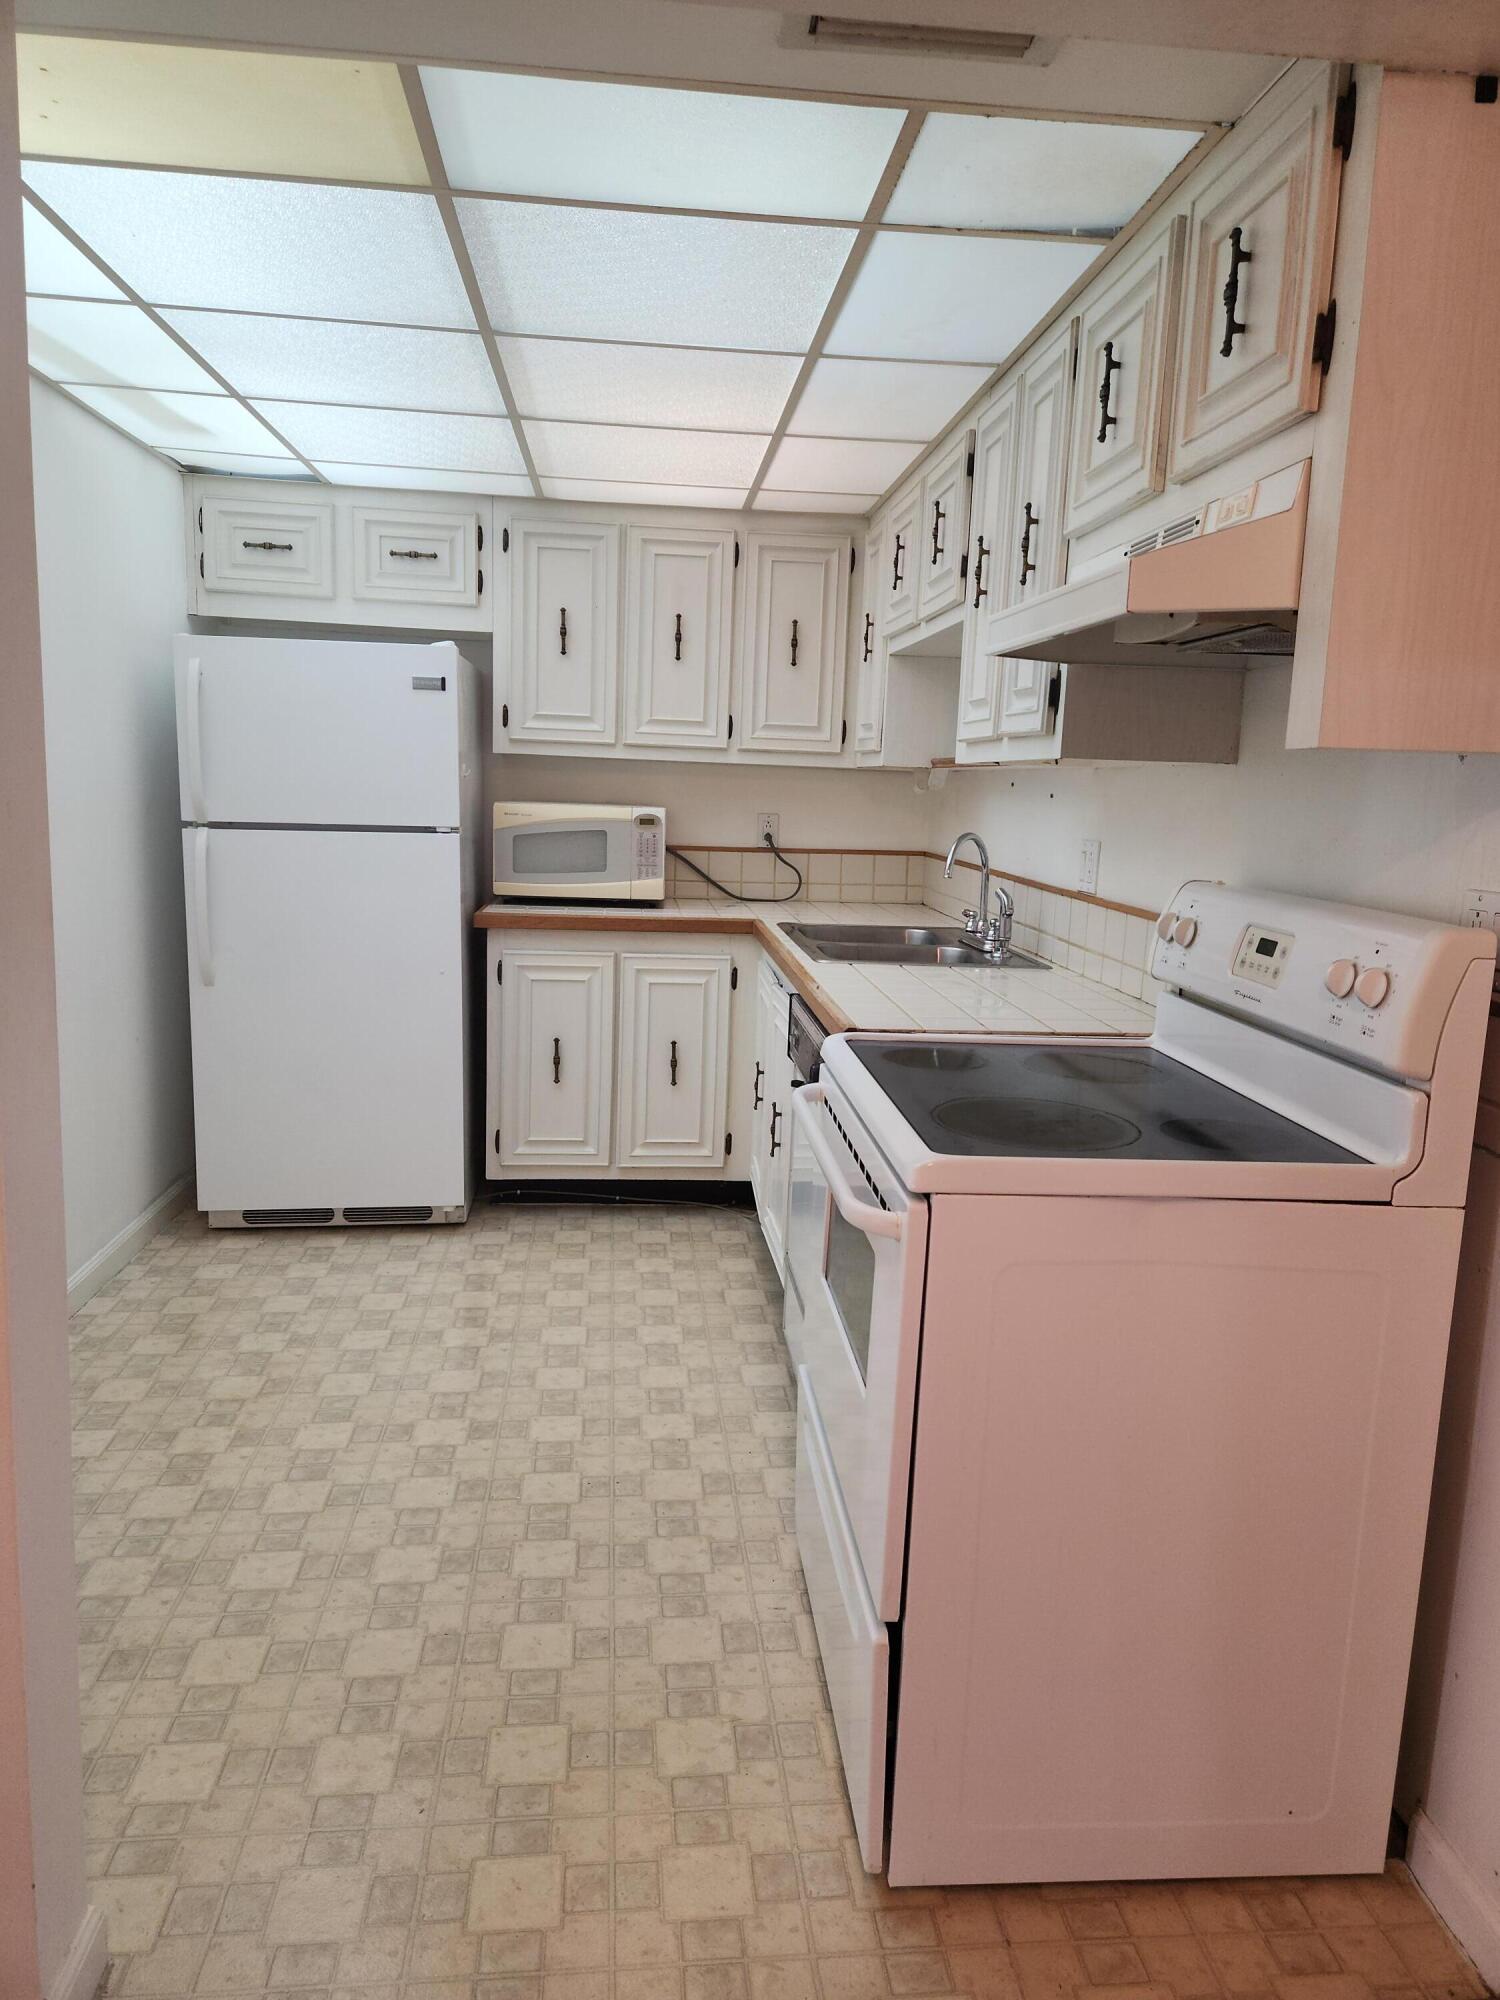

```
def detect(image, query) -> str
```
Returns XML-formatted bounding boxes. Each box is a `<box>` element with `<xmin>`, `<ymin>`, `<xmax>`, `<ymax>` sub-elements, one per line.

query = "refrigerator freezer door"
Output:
<box><xmin>183</xmin><ymin>827</ymin><xmax>468</xmax><ymax>1214</ymax></box>
<box><xmin>175</xmin><ymin>635</ymin><xmax>463</xmax><ymax>827</ymax></box>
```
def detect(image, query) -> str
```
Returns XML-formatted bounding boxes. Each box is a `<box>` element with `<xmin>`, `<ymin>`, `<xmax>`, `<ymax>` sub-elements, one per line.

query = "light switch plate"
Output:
<box><xmin>1079</xmin><ymin>839</ymin><xmax>1101</xmax><ymax>894</ymax></box>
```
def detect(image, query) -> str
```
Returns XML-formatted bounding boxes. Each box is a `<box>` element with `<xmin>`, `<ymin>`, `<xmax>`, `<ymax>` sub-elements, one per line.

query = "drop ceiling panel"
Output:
<box><xmin>161</xmin><ymin>313</ymin><xmax>504</xmax><ymax>414</ymax></box>
<box><xmin>312</xmin><ymin>464</ymin><xmax>535</xmax><ymax>494</ymax></box>
<box><xmin>884</xmin><ymin>114</ymin><xmax>1202</xmax><ymax>231</ymax></box>
<box><xmin>255</xmin><ymin>402</ymin><xmax>525</xmax><ymax>472</ymax></box>
<box><xmin>458</xmin><ymin>199</ymin><xmax>854</xmax><ymax>351</ymax></box>
<box><xmin>64</xmin><ymin>384</ymin><xmax>289</xmax><ymax>455</ymax></box>
<box><xmin>18</xmin><ymin>36</ymin><xmax>428</xmax><ymax>184</ymax></box>
<box><xmin>28</xmin><ymin>296</ymin><xmax>221</xmax><ymax>391</ymax></box>
<box><xmin>22</xmin><ymin>200</ymin><xmax>122</xmax><ymax>298</ymax></box>
<box><xmin>421</xmin><ymin>66</ymin><xmax>902</xmax><ymax>220</ymax></box>
<box><xmin>22</xmin><ymin>164</ymin><xmax>475</xmax><ymax>327</ymax></box>
<box><xmin>828</xmin><ymin>232</ymin><xmax>1100</xmax><ymax>364</ymax></box>
<box><xmin>498</xmin><ymin>335</ymin><xmax>800</xmax><ymax>432</ymax></box>
<box><xmin>526</xmin><ymin>420</ymin><xmax>767</xmax><ymax>486</ymax></box>
<box><xmin>788</xmin><ymin>357</ymin><xmax>991</xmax><ymax>441</ymax></box>
<box><xmin>540</xmin><ymin>477</ymin><xmax>749</xmax><ymax>508</ymax></box>
<box><xmin>764</xmin><ymin>435</ymin><xmax>924</xmax><ymax>492</ymax></box>
<box><xmin>754</xmin><ymin>489</ymin><xmax>876</xmax><ymax>513</ymax></box>
<box><xmin>170</xmin><ymin>449</ymin><xmax>310</xmax><ymax>476</ymax></box>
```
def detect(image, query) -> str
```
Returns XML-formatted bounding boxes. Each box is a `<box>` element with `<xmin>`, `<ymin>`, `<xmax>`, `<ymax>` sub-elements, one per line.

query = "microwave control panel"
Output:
<box><xmin>632</xmin><ymin>812</ymin><xmax>665</xmax><ymax>882</ymax></box>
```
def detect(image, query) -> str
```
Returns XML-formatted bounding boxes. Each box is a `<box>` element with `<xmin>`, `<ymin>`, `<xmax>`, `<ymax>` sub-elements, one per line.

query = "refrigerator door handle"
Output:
<box><xmin>192</xmin><ymin>827</ymin><xmax>215</xmax><ymax>987</ymax></box>
<box><xmin>184</xmin><ymin>654</ymin><xmax>207</xmax><ymax>822</ymax></box>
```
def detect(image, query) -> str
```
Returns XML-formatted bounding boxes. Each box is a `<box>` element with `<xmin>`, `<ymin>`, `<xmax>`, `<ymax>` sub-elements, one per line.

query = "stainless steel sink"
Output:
<box><xmin>782</xmin><ymin>923</ymin><xmax>1049</xmax><ymax>969</ymax></box>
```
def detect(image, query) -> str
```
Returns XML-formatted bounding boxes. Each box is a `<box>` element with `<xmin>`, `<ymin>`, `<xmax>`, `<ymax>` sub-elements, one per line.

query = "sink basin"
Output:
<box><xmin>782</xmin><ymin>923</ymin><xmax>1049</xmax><ymax>969</ymax></box>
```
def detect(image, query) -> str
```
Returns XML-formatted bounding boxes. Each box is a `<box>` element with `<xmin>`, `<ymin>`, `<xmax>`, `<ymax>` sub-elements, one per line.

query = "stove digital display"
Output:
<box><xmin>1233</xmin><ymin>924</ymin><xmax>1294</xmax><ymax>987</ymax></box>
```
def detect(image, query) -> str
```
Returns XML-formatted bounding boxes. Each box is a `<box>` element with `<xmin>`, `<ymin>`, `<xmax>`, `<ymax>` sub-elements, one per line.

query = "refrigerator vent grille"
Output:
<box><xmin>241</xmin><ymin>1208</ymin><xmax>337</xmax><ymax>1227</ymax></box>
<box><xmin>343</xmin><ymin>1206</ymin><xmax>435</xmax><ymax>1225</ymax></box>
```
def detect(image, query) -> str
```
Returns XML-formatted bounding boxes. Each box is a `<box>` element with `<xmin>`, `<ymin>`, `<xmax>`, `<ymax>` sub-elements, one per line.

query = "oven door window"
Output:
<box><xmin>511</xmin><ymin>826</ymin><xmax>609</xmax><ymax>878</ymax></box>
<box><xmin>824</xmin><ymin>1203</ymin><xmax>876</xmax><ymax>1384</ymax></box>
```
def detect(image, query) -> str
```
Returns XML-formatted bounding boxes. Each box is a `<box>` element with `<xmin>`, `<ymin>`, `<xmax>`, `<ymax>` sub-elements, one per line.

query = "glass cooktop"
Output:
<box><xmin>850</xmin><ymin>1041</ymin><xmax>1363</xmax><ymax>1164</ymax></box>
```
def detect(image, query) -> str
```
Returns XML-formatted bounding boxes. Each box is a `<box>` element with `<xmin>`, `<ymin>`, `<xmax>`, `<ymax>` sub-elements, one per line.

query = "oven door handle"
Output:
<box><xmin>794</xmin><ymin>1087</ymin><xmax>903</xmax><ymax>1242</ymax></box>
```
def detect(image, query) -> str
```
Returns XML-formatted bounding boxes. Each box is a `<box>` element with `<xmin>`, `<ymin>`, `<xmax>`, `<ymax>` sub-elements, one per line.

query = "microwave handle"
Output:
<box><xmin>793</xmin><ymin>1087</ymin><xmax>903</xmax><ymax>1242</ymax></box>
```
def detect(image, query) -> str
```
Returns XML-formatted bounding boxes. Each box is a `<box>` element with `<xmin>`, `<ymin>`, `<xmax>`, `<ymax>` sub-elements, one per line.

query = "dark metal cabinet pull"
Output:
<box><xmin>674</xmin><ymin>612</ymin><xmax>683</xmax><ymax>660</ymax></box>
<box><xmin>1220</xmin><ymin>225</ymin><xmax>1252</xmax><ymax>357</ymax></box>
<box><xmin>891</xmin><ymin>533</ymin><xmax>904</xmax><ymax>590</ymax></box>
<box><xmin>972</xmin><ymin>535</ymin><xmax>989</xmax><ymax>607</ymax></box>
<box><xmin>552</xmin><ymin>1037</ymin><xmax>561</xmax><ymax>1085</ymax></box>
<box><xmin>769</xmin><ymin>1102</ymin><xmax>782</xmax><ymax>1156</ymax></box>
<box><xmin>1096</xmin><ymin>339</ymin><xmax>1122</xmax><ymax>444</ymax></box>
<box><xmin>558</xmin><ymin>608</ymin><xmax>568</xmax><ymax>656</ymax></box>
<box><xmin>862</xmin><ymin>611</ymin><xmax>873</xmax><ymax>662</ymax></box>
<box><xmin>669</xmin><ymin>1039</ymin><xmax>679</xmax><ymax>1087</ymax></box>
<box><xmin>931</xmin><ymin>499</ymin><xmax>945</xmax><ymax>563</ymax></box>
<box><xmin>752</xmin><ymin>1061</ymin><xmax>763</xmax><ymax>1109</ymax></box>
<box><xmin>242</xmin><ymin>539</ymin><xmax>292</xmax><ymax>552</ymax></box>
<box><xmin>1018</xmin><ymin>502</ymin><xmax>1038</xmax><ymax>589</ymax></box>
<box><xmin>390</xmin><ymin>547</ymin><xmax>438</xmax><ymax>560</ymax></box>
<box><xmin>790</xmin><ymin>618</ymin><xmax>799</xmax><ymax>667</ymax></box>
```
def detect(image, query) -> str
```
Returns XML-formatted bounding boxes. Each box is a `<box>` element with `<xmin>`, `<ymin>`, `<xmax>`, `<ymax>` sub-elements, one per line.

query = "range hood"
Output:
<box><xmin>994</xmin><ymin>459</ymin><xmax>1309</xmax><ymax>667</ymax></box>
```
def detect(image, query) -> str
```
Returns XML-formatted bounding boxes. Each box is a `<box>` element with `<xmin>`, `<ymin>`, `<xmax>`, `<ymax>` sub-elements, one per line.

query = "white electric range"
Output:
<box><xmin>783</xmin><ymin>881</ymin><xmax>1496</xmax><ymax>1887</ymax></box>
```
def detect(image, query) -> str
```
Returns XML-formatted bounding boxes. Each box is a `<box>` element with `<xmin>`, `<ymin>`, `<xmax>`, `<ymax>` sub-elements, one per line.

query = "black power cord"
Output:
<box><xmin>666</xmin><ymin>831</ymin><xmax>805</xmax><ymax>904</ymax></box>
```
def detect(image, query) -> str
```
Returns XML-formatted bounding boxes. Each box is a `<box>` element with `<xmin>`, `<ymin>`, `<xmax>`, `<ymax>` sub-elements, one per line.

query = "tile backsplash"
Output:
<box><xmin>666</xmin><ymin>846</ymin><xmax>927</xmax><ymax>904</ymax></box>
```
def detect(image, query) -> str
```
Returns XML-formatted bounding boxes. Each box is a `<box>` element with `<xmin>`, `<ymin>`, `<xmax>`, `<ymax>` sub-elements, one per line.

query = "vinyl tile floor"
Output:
<box><xmin>71</xmin><ymin>1204</ymin><xmax>1488</xmax><ymax>2000</ymax></box>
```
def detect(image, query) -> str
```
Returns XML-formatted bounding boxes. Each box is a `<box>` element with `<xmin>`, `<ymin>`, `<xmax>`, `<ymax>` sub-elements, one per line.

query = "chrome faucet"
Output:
<box><xmin>944</xmin><ymin>830</ymin><xmax>1014</xmax><ymax>956</ymax></box>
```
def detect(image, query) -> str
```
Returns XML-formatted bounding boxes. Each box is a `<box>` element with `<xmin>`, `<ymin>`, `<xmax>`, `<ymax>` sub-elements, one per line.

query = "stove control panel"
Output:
<box><xmin>1152</xmin><ymin>880</ymin><xmax>1495</xmax><ymax>1080</ymax></box>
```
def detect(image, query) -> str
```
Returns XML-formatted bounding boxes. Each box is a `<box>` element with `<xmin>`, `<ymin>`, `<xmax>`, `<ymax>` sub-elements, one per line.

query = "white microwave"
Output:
<box><xmin>492</xmin><ymin>801</ymin><xmax>666</xmax><ymax>903</ymax></box>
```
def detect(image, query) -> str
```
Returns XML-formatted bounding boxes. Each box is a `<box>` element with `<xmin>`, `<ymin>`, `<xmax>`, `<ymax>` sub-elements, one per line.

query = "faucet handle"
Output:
<box><xmin>961</xmin><ymin>908</ymin><xmax>980</xmax><ymax>934</ymax></box>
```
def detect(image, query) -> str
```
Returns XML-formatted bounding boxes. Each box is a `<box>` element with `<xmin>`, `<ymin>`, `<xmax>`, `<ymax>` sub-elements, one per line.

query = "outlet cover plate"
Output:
<box><xmin>758</xmin><ymin>813</ymin><xmax>780</xmax><ymax>847</ymax></box>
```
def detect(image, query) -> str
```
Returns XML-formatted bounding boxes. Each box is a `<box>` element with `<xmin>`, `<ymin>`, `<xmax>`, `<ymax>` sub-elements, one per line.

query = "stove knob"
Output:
<box><xmin>1355</xmin><ymin>965</ymin><xmax>1391</xmax><ymax>1009</ymax></box>
<box><xmin>1156</xmin><ymin>911</ymin><xmax>1177</xmax><ymax>941</ymax></box>
<box><xmin>1324</xmin><ymin>959</ymin><xmax>1358</xmax><ymax>999</ymax></box>
<box><xmin>1173</xmin><ymin>917</ymin><xmax>1198</xmax><ymax>948</ymax></box>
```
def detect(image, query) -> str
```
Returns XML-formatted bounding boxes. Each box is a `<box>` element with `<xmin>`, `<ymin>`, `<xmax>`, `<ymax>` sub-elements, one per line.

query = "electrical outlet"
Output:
<box><xmin>1079</xmin><ymin>839</ymin><xmax>1101</xmax><ymax>894</ymax></box>
<box><xmin>757</xmin><ymin>813</ymin><xmax>780</xmax><ymax>847</ymax></box>
<box><xmin>1463</xmin><ymin>888</ymin><xmax>1500</xmax><ymax>933</ymax></box>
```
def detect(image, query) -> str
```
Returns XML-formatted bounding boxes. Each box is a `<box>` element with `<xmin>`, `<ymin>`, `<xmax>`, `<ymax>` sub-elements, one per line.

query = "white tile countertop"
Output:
<box><xmin>473</xmin><ymin>898</ymin><xmax>1158</xmax><ymax>1038</ymax></box>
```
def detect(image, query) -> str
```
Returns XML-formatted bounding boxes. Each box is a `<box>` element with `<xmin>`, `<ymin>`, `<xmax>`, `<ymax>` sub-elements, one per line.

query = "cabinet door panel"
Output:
<box><xmin>916</xmin><ymin>429</ymin><xmax>974</xmax><ymax>621</ymax></box>
<box><xmin>623</xmin><ymin>527</ymin><xmax>733</xmax><ymax>749</ymax></box>
<box><xmin>1066</xmin><ymin>216</ymin><xmax>1185</xmax><ymax>538</ymax></box>
<box><xmin>352</xmin><ymin>505</ymin><xmax>482</xmax><ymax>607</ymax></box>
<box><xmin>755</xmin><ymin>961</ymin><xmax>795</xmax><ymax>1271</ymax></box>
<box><xmin>505</xmin><ymin>519</ymin><xmax>620</xmax><ymax>745</ymax></box>
<box><xmin>739</xmin><ymin>533</ymin><xmax>849</xmax><ymax>756</ymax></box>
<box><xmin>498</xmin><ymin>951</ymin><xmax>614</xmax><ymax>1167</ymax></box>
<box><xmin>1009</xmin><ymin>319</ymin><xmax>1075</xmax><ymax>613</ymax></box>
<box><xmin>1170</xmin><ymin>63</ymin><xmax>1342</xmax><ymax>481</ymax></box>
<box><xmin>962</xmin><ymin>383</ymin><xmax>1021</xmax><ymax>741</ymax></box>
<box><xmin>998</xmin><ymin>658</ymin><xmax>1060</xmax><ymax>738</ymax></box>
<box><xmin>855</xmin><ymin>524</ymin><xmax>886</xmax><ymax>754</ymax></box>
<box><xmin>617</xmin><ymin>955</ymin><xmax>730</xmax><ymax>1165</ymax></box>
<box><xmin>200</xmin><ymin>494</ymin><xmax>334</xmax><ymax>598</ymax></box>
<box><xmin>882</xmin><ymin>485</ymin><xmax>920</xmax><ymax>636</ymax></box>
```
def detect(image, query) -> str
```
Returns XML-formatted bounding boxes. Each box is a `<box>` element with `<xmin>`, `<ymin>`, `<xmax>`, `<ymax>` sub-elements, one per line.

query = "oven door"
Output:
<box><xmin>785</xmin><ymin>1081</ymin><xmax>928</xmax><ymax>1620</ymax></box>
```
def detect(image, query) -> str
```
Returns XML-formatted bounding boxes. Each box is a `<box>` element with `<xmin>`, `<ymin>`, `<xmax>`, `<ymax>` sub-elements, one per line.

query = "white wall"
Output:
<box><xmin>31</xmin><ymin>382</ymin><xmax>193</xmax><ymax>1297</ymax></box>
<box><xmin>922</xmin><ymin>663</ymin><xmax>1500</xmax><ymax>922</ymax></box>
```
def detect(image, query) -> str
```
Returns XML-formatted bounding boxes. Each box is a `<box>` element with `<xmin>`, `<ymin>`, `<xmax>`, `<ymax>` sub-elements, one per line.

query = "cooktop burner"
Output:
<box><xmin>850</xmin><ymin>1039</ymin><xmax>1363</xmax><ymax>1164</ymax></box>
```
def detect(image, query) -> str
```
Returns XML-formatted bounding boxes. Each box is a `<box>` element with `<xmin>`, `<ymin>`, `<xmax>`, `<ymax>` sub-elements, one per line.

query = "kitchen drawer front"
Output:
<box><xmin>1066</xmin><ymin>214</ymin><xmax>1186</xmax><ymax>539</ymax></box>
<box><xmin>1169</xmin><ymin>61</ymin><xmax>1344</xmax><ymax>482</ymax></box>
<box><xmin>200</xmin><ymin>494</ymin><xmax>334</xmax><ymax>598</ymax></box>
<box><xmin>795</xmin><ymin>1371</ymin><xmax>889</xmax><ymax>1875</ymax></box>
<box><xmin>352</xmin><ymin>506</ymin><xmax>482</xmax><ymax>606</ymax></box>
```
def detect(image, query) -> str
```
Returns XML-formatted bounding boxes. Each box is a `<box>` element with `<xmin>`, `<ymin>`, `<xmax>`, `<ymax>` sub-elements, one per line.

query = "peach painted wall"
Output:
<box><xmin>0</xmin><ymin>6</ymin><xmax>94</xmax><ymax>1994</ymax></box>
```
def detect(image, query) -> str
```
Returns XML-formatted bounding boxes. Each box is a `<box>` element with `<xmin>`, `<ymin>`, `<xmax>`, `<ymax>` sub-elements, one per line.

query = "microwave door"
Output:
<box><xmin>509</xmin><ymin>821</ymin><xmax>615</xmax><ymax>887</ymax></box>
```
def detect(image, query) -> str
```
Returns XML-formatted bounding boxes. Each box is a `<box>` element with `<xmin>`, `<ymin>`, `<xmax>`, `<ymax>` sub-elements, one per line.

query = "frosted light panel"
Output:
<box><xmin>790</xmin><ymin>357</ymin><xmax>990</xmax><ymax>441</ymax></box>
<box><xmin>22</xmin><ymin>201</ymin><xmax>122</xmax><ymax>298</ymax></box>
<box><xmin>765</xmin><ymin>435</ymin><xmax>923</xmax><ymax>492</ymax></box>
<box><xmin>458</xmin><ymin>200</ymin><xmax>853</xmax><ymax>351</ymax></box>
<box><xmin>829</xmin><ymin>234</ymin><xmax>1099</xmax><ymax>363</ymax></box>
<box><xmin>27</xmin><ymin>298</ymin><xmax>220</xmax><ymax>391</ymax></box>
<box><xmin>312</xmin><ymin>465</ymin><xmax>534</xmax><ymax>495</ymax></box>
<box><xmin>22</xmin><ymin>164</ymin><xmax>475</xmax><ymax>327</ymax></box>
<box><xmin>256</xmin><ymin>403</ymin><xmax>525</xmax><ymax>473</ymax></box>
<box><xmin>65</xmin><ymin>385</ymin><xmax>287</xmax><ymax>453</ymax></box>
<box><xmin>541</xmin><ymin>478</ymin><xmax>748</xmax><ymax>508</ymax></box>
<box><xmin>169</xmin><ymin>450</ymin><xmax>307</xmax><ymax>475</ymax></box>
<box><xmin>498</xmin><ymin>336</ymin><xmax>800</xmax><ymax>431</ymax></box>
<box><xmin>18</xmin><ymin>37</ymin><xmax>428</xmax><ymax>184</ymax></box>
<box><xmin>162</xmin><ymin>314</ymin><xmax>504</xmax><ymax>415</ymax></box>
<box><xmin>422</xmin><ymin>68</ymin><xmax>902</xmax><ymax>220</ymax></box>
<box><xmin>526</xmin><ymin>421</ymin><xmax>767</xmax><ymax>486</ymax></box>
<box><xmin>885</xmin><ymin>114</ymin><xmax>1202</xmax><ymax>231</ymax></box>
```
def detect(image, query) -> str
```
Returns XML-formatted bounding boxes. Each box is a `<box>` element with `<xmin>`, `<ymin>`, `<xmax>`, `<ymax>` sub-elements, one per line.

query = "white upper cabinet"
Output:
<box><xmin>959</xmin><ymin>380</ymin><xmax>1022</xmax><ymax>740</ymax></box>
<box><xmin>996</xmin><ymin>657</ymin><xmax>1059</xmax><ymax>737</ymax></box>
<box><xmin>1010</xmin><ymin>318</ymin><xmax>1076</xmax><ymax>610</ymax></box>
<box><xmin>500</xmin><ymin>517</ymin><xmax>620</xmax><ymax>747</ymax></box>
<box><xmin>915</xmin><ymin>429</ymin><xmax>974</xmax><ymax>622</ymax></box>
<box><xmin>881</xmin><ymin>483</ymin><xmax>920</xmax><ymax>637</ymax></box>
<box><xmin>622</xmin><ymin>526</ymin><xmax>734</xmax><ymax>751</ymax></box>
<box><xmin>737</xmin><ymin>531</ymin><xmax>851</xmax><ymax>756</ymax></box>
<box><xmin>198</xmin><ymin>491</ymin><xmax>334</xmax><ymax>599</ymax></box>
<box><xmin>616</xmin><ymin>953</ymin><xmax>731</xmax><ymax>1167</ymax></box>
<box><xmin>1065</xmin><ymin>214</ymin><xmax>1187</xmax><ymax>539</ymax></box>
<box><xmin>855</xmin><ymin>523</ymin><xmax>886</xmax><ymax>755</ymax></box>
<box><xmin>351</xmin><ymin>504</ymin><xmax>484</xmax><ymax>609</ymax></box>
<box><xmin>1169</xmin><ymin>61</ymin><xmax>1345</xmax><ymax>482</ymax></box>
<box><xmin>495</xmin><ymin>948</ymin><xmax>615</xmax><ymax>1169</ymax></box>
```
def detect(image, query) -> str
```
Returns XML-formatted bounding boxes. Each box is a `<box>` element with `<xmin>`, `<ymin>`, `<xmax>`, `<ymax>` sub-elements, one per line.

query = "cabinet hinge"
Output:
<box><xmin>1478</xmin><ymin>73</ymin><xmax>1499</xmax><ymax>104</ymax></box>
<box><xmin>496</xmin><ymin>958</ymin><xmax>503</xmax><ymax>985</ymax></box>
<box><xmin>850</xmin><ymin>543</ymin><xmax>857</xmax><ymax>574</ymax></box>
<box><xmin>199</xmin><ymin>552</ymin><xmax>204</xmax><ymax>579</ymax></box>
<box><xmin>477</xmin><ymin>521</ymin><xmax>484</xmax><ymax>553</ymax></box>
<box><xmin>1332</xmin><ymin>79</ymin><xmax>1357</xmax><ymax>158</ymax></box>
<box><xmin>196</xmin><ymin>504</ymin><xmax>203</xmax><ymax>533</ymax></box>
<box><xmin>725</xmin><ymin>1131</ymin><xmax>733</xmax><ymax>1157</ymax></box>
<box><xmin>841</xmin><ymin>718</ymin><xmax>848</xmax><ymax>746</ymax></box>
<box><xmin>493</xmin><ymin>1127</ymin><xmax>500</xmax><ymax>1154</ymax></box>
<box><xmin>965</xmin><ymin>449</ymin><xmax>974</xmax><ymax>478</ymax></box>
<box><xmin>501</xmin><ymin>702</ymin><xmax>509</xmax><ymax>728</ymax></box>
<box><xmin>501</xmin><ymin>525</ymin><xmax>510</xmax><ymax>553</ymax></box>
<box><xmin>477</xmin><ymin>567</ymin><xmax>484</xmax><ymax>597</ymax></box>
<box><xmin>734</xmin><ymin>538</ymin><xmax>740</xmax><ymax>567</ymax></box>
<box><xmin>727</xmin><ymin>712</ymin><xmax>734</xmax><ymax>741</ymax></box>
<box><xmin>959</xmin><ymin>549</ymin><xmax>969</xmax><ymax>582</ymax></box>
<box><xmin>1312</xmin><ymin>300</ymin><xmax>1338</xmax><ymax>373</ymax></box>
<box><xmin>730</xmin><ymin>965</ymin><xmax>739</xmax><ymax>990</ymax></box>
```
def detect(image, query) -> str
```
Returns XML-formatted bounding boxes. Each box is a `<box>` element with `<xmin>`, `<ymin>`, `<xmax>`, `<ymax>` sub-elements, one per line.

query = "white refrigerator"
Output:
<box><xmin>175</xmin><ymin>634</ymin><xmax>479</xmax><ymax>1226</ymax></box>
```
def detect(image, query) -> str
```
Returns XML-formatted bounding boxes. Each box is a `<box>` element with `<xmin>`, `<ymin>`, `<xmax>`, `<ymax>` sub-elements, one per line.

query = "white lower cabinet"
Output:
<box><xmin>495</xmin><ymin>949</ymin><xmax>614</xmax><ymax>1167</ymax></box>
<box><xmin>616</xmin><ymin>954</ymin><xmax>732</xmax><ymax>1166</ymax></box>
<box><xmin>749</xmin><ymin>957</ymin><xmax>795</xmax><ymax>1272</ymax></box>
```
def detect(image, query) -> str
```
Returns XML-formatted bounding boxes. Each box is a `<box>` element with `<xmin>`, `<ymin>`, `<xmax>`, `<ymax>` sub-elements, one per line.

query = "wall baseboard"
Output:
<box><xmin>46</xmin><ymin>1903</ymin><xmax>107</xmax><ymax>2000</ymax></box>
<box><xmin>66</xmin><ymin>1174</ymin><xmax>192</xmax><ymax>1314</ymax></box>
<box><xmin>1407</xmin><ymin>1807</ymin><xmax>1500</xmax><ymax>1993</ymax></box>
